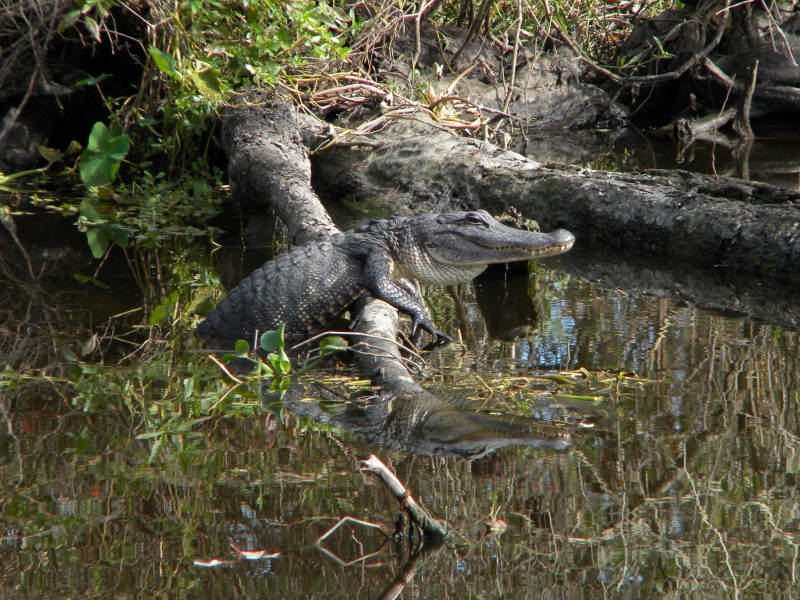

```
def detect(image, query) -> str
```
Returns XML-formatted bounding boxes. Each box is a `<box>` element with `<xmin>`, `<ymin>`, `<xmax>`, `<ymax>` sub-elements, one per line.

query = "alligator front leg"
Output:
<box><xmin>395</xmin><ymin>278</ymin><xmax>441</xmax><ymax>347</ymax></box>
<box><xmin>364</xmin><ymin>252</ymin><xmax>452</xmax><ymax>344</ymax></box>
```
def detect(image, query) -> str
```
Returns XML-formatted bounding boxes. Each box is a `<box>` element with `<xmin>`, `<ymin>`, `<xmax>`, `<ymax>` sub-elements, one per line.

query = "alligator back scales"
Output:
<box><xmin>197</xmin><ymin>236</ymin><xmax>366</xmax><ymax>348</ymax></box>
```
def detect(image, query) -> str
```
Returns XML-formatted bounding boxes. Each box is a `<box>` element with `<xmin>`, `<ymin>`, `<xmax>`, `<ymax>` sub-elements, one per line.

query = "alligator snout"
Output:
<box><xmin>549</xmin><ymin>229</ymin><xmax>576</xmax><ymax>250</ymax></box>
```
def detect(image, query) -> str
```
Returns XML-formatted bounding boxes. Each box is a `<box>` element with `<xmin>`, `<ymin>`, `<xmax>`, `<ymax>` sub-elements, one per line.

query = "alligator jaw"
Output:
<box><xmin>423</xmin><ymin>211</ymin><xmax>576</xmax><ymax>266</ymax></box>
<box><xmin>473</xmin><ymin>228</ymin><xmax>576</xmax><ymax>259</ymax></box>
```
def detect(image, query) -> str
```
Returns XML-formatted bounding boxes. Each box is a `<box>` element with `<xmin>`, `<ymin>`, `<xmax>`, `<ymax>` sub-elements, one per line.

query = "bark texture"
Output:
<box><xmin>222</xmin><ymin>102</ymin><xmax>338</xmax><ymax>244</ymax></box>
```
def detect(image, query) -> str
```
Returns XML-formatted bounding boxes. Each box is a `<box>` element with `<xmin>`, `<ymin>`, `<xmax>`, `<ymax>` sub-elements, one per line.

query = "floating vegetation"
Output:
<box><xmin>434</xmin><ymin>365</ymin><xmax>660</xmax><ymax>419</ymax></box>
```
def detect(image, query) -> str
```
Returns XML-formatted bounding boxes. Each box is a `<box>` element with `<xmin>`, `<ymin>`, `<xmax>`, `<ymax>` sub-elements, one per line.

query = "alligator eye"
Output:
<box><xmin>465</xmin><ymin>213</ymin><xmax>485</xmax><ymax>225</ymax></box>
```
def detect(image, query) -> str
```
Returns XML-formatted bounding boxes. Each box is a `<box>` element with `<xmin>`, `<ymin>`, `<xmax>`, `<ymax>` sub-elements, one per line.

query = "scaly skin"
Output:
<box><xmin>197</xmin><ymin>210</ymin><xmax>575</xmax><ymax>349</ymax></box>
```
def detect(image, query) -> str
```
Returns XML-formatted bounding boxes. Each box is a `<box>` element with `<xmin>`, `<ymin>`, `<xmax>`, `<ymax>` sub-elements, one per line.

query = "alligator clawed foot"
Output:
<box><xmin>410</xmin><ymin>327</ymin><xmax>426</xmax><ymax>349</ymax></box>
<box><xmin>433</xmin><ymin>331</ymin><xmax>452</xmax><ymax>345</ymax></box>
<box><xmin>417</xmin><ymin>334</ymin><xmax>452</xmax><ymax>352</ymax></box>
<box><xmin>411</xmin><ymin>319</ymin><xmax>452</xmax><ymax>350</ymax></box>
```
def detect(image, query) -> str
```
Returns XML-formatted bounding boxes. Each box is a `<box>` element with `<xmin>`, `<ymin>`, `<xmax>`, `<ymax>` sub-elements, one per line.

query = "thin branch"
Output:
<box><xmin>359</xmin><ymin>454</ymin><xmax>449</xmax><ymax>539</ymax></box>
<box><xmin>207</xmin><ymin>354</ymin><xmax>244</xmax><ymax>384</ymax></box>
<box><xmin>502</xmin><ymin>0</ymin><xmax>523</xmax><ymax>114</ymax></box>
<box><xmin>733</xmin><ymin>60</ymin><xmax>758</xmax><ymax>139</ymax></box>
<box><xmin>451</xmin><ymin>0</ymin><xmax>494</xmax><ymax>66</ymax></box>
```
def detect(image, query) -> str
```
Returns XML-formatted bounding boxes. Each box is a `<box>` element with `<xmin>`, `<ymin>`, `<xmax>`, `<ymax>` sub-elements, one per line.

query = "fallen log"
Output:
<box><xmin>306</xmin><ymin>115</ymin><xmax>800</xmax><ymax>288</ymax></box>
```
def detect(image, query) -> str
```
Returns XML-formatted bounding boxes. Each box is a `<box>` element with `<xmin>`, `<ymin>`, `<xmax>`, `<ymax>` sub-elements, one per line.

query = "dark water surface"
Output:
<box><xmin>1</xmin><ymin>215</ymin><xmax>799</xmax><ymax>599</ymax></box>
<box><xmin>522</xmin><ymin>121</ymin><xmax>800</xmax><ymax>192</ymax></box>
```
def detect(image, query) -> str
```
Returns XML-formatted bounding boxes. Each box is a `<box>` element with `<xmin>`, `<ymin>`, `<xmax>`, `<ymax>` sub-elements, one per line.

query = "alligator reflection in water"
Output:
<box><xmin>282</xmin><ymin>383</ymin><xmax>572</xmax><ymax>459</ymax></box>
<box><xmin>473</xmin><ymin>264</ymin><xmax>541</xmax><ymax>341</ymax></box>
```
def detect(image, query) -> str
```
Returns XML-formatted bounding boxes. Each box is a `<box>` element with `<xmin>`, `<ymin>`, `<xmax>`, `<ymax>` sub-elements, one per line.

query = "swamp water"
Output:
<box><xmin>1</xmin><ymin>214</ymin><xmax>799</xmax><ymax>599</ymax></box>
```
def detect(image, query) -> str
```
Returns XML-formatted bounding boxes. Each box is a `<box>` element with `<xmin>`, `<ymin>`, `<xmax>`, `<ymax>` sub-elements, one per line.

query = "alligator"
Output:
<box><xmin>197</xmin><ymin>210</ymin><xmax>575</xmax><ymax>348</ymax></box>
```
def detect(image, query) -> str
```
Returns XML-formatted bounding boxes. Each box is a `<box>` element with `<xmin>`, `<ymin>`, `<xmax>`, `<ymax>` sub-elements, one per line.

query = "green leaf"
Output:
<box><xmin>83</xmin><ymin>16</ymin><xmax>101</xmax><ymax>42</ymax></box>
<box><xmin>80</xmin><ymin>153</ymin><xmax>118</xmax><ymax>187</ymax></box>
<box><xmin>259</xmin><ymin>324</ymin><xmax>285</xmax><ymax>353</ymax></box>
<box><xmin>80</xmin><ymin>334</ymin><xmax>98</xmax><ymax>356</ymax></box>
<box><xmin>149</xmin><ymin>46</ymin><xmax>180</xmax><ymax>80</ymax></box>
<box><xmin>190</xmin><ymin>63</ymin><xmax>225</xmax><ymax>101</ymax></box>
<box><xmin>79</xmin><ymin>122</ymin><xmax>130</xmax><ymax>187</ymax></box>
<box><xmin>58</xmin><ymin>9</ymin><xmax>82</xmax><ymax>32</ymax></box>
<box><xmin>259</xmin><ymin>362</ymin><xmax>274</xmax><ymax>376</ymax></box>
<box><xmin>187</xmin><ymin>289</ymin><xmax>215</xmax><ymax>316</ymax></box>
<box><xmin>104</xmin><ymin>222</ymin><xmax>129</xmax><ymax>247</ymax></box>
<box><xmin>296</xmin><ymin>358</ymin><xmax>321</xmax><ymax>375</ymax></box>
<box><xmin>234</xmin><ymin>339</ymin><xmax>250</xmax><ymax>357</ymax></box>
<box><xmin>148</xmin><ymin>437</ymin><xmax>164</xmax><ymax>463</ymax></box>
<box><xmin>78</xmin><ymin>199</ymin><xmax>129</xmax><ymax>258</ymax></box>
<box><xmin>84</xmin><ymin>223</ymin><xmax>129</xmax><ymax>259</ymax></box>
<box><xmin>268</xmin><ymin>348</ymin><xmax>291</xmax><ymax>375</ymax></box>
<box><xmin>95</xmin><ymin>124</ymin><xmax>130</xmax><ymax>161</ymax></box>
<box><xmin>65</xmin><ymin>140</ymin><xmax>83</xmax><ymax>156</ymax></box>
<box><xmin>58</xmin><ymin>340</ymin><xmax>78</xmax><ymax>362</ymax></box>
<box><xmin>74</xmin><ymin>73</ymin><xmax>111</xmax><ymax>87</ymax></box>
<box><xmin>38</xmin><ymin>146</ymin><xmax>64</xmax><ymax>164</ymax></box>
<box><xmin>73</xmin><ymin>272</ymin><xmax>110</xmax><ymax>289</ymax></box>
<box><xmin>192</xmin><ymin>180</ymin><xmax>212</xmax><ymax>198</ymax></box>
<box><xmin>148</xmin><ymin>289</ymin><xmax>180</xmax><ymax>325</ymax></box>
<box><xmin>268</xmin><ymin>375</ymin><xmax>291</xmax><ymax>393</ymax></box>
<box><xmin>86</xmin><ymin>228</ymin><xmax>110</xmax><ymax>258</ymax></box>
<box><xmin>183</xmin><ymin>376</ymin><xmax>194</xmax><ymax>399</ymax></box>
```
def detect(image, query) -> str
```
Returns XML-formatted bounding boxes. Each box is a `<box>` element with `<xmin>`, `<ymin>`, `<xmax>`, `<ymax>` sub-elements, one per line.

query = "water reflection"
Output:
<box><xmin>283</xmin><ymin>383</ymin><xmax>572</xmax><ymax>460</ymax></box>
<box><xmin>605</xmin><ymin>124</ymin><xmax>800</xmax><ymax>190</ymax></box>
<box><xmin>1</xmin><ymin>220</ymin><xmax>799</xmax><ymax>597</ymax></box>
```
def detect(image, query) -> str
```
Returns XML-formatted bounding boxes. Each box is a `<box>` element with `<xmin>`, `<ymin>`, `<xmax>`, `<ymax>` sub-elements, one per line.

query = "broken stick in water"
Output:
<box><xmin>359</xmin><ymin>454</ymin><xmax>449</xmax><ymax>540</ymax></box>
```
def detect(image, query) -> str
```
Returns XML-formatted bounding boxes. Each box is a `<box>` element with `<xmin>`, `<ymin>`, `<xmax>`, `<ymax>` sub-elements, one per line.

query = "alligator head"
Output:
<box><xmin>393</xmin><ymin>210</ymin><xmax>575</xmax><ymax>285</ymax></box>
